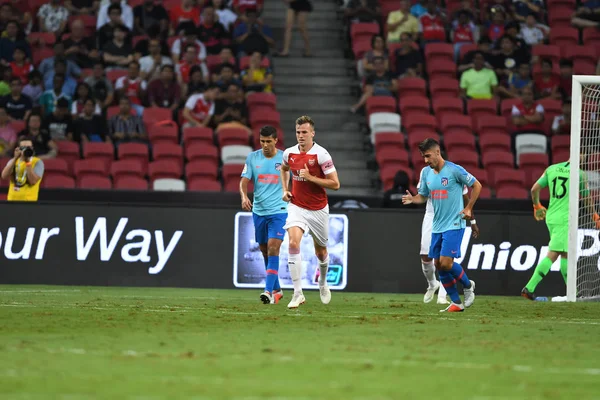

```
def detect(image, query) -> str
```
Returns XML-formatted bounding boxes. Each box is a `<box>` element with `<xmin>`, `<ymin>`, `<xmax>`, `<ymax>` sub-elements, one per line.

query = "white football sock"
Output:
<box><xmin>288</xmin><ymin>251</ymin><xmax>303</xmax><ymax>294</ymax></box>
<box><xmin>438</xmin><ymin>280</ymin><xmax>447</xmax><ymax>299</ymax></box>
<box><xmin>421</xmin><ymin>259</ymin><xmax>437</xmax><ymax>287</ymax></box>
<box><xmin>318</xmin><ymin>256</ymin><xmax>329</xmax><ymax>285</ymax></box>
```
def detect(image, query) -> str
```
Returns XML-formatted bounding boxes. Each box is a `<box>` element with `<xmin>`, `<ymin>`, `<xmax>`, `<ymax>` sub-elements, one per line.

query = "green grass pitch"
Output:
<box><xmin>1</xmin><ymin>286</ymin><xmax>599</xmax><ymax>400</ymax></box>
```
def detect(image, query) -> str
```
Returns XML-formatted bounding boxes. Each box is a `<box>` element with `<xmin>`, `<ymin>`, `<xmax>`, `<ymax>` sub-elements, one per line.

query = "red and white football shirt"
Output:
<box><xmin>115</xmin><ymin>76</ymin><xmax>147</xmax><ymax>106</ymax></box>
<box><xmin>185</xmin><ymin>93</ymin><xmax>215</xmax><ymax>121</ymax></box>
<box><xmin>283</xmin><ymin>143</ymin><xmax>336</xmax><ymax>211</ymax></box>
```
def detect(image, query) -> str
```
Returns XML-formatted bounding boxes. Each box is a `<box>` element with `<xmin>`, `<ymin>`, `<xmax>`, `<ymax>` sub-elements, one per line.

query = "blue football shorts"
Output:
<box><xmin>253</xmin><ymin>212</ymin><xmax>287</xmax><ymax>244</ymax></box>
<box><xmin>429</xmin><ymin>228</ymin><xmax>465</xmax><ymax>260</ymax></box>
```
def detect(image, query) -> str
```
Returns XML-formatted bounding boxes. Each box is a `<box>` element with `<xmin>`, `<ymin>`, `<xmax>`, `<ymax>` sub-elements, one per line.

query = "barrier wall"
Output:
<box><xmin>1</xmin><ymin>203</ymin><xmax>596</xmax><ymax>297</ymax></box>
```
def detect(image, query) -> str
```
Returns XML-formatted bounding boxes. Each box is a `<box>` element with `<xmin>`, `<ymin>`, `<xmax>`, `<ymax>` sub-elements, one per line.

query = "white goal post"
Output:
<box><xmin>568</xmin><ymin>75</ymin><xmax>600</xmax><ymax>302</ymax></box>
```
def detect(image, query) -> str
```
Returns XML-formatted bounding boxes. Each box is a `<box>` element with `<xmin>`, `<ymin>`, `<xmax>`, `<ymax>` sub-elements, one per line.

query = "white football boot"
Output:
<box><xmin>423</xmin><ymin>281</ymin><xmax>440</xmax><ymax>303</ymax></box>
<box><xmin>319</xmin><ymin>282</ymin><xmax>332</xmax><ymax>304</ymax></box>
<box><xmin>464</xmin><ymin>280</ymin><xmax>476</xmax><ymax>308</ymax></box>
<box><xmin>287</xmin><ymin>292</ymin><xmax>306</xmax><ymax>309</ymax></box>
<box><xmin>260</xmin><ymin>292</ymin><xmax>274</xmax><ymax>304</ymax></box>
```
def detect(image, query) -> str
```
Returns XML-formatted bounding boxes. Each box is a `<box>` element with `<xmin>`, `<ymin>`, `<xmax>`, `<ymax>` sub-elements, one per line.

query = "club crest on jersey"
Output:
<box><xmin>441</xmin><ymin>177</ymin><xmax>448</xmax><ymax>186</ymax></box>
<box><xmin>308</xmin><ymin>159</ymin><xmax>315</xmax><ymax>166</ymax></box>
<box><xmin>275</xmin><ymin>163</ymin><xmax>281</xmax><ymax>171</ymax></box>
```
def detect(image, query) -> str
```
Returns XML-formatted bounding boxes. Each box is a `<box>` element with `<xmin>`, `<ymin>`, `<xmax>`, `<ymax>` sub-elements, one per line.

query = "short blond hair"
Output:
<box><xmin>295</xmin><ymin>115</ymin><xmax>315</xmax><ymax>129</ymax></box>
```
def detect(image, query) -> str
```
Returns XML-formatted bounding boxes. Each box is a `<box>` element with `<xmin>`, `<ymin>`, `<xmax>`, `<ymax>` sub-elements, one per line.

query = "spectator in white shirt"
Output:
<box><xmin>214</xmin><ymin>0</ymin><xmax>238</xmax><ymax>31</ymax></box>
<box><xmin>38</xmin><ymin>0</ymin><xmax>70</xmax><ymax>36</ymax></box>
<box><xmin>171</xmin><ymin>23</ymin><xmax>209</xmax><ymax>77</ymax></box>
<box><xmin>519</xmin><ymin>14</ymin><xmax>545</xmax><ymax>46</ymax></box>
<box><xmin>97</xmin><ymin>0</ymin><xmax>134</xmax><ymax>31</ymax></box>
<box><xmin>182</xmin><ymin>85</ymin><xmax>220</xmax><ymax>128</ymax></box>
<box><xmin>139</xmin><ymin>39</ymin><xmax>173</xmax><ymax>81</ymax></box>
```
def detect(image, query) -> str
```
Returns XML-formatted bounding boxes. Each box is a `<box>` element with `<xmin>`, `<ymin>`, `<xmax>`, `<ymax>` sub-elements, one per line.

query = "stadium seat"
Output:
<box><xmin>407</xmin><ymin>131</ymin><xmax>441</xmax><ymax>150</ymax></box>
<box><xmin>397</xmin><ymin>78</ymin><xmax>427</xmax><ymax>99</ymax></box>
<box><xmin>188</xmin><ymin>178</ymin><xmax>222</xmax><ymax>192</ymax></box>
<box><xmin>350</xmin><ymin>22</ymin><xmax>380</xmax><ymax>43</ymax></box>
<box><xmin>515</xmin><ymin>134</ymin><xmax>547</xmax><ymax>160</ymax></box>
<box><xmin>563</xmin><ymin>45</ymin><xmax>597</xmax><ymax>67</ymax></box>
<box><xmin>249</xmin><ymin>109</ymin><xmax>281</xmax><ymax>129</ymax></box>
<box><xmin>468</xmin><ymin>99</ymin><xmax>498</xmax><ymax>128</ymax></box>
<box><xmin>366</xmin><ymin>97</ymin><xmax>397</xmax><ymax>117</ymax></box>
<box><xmin>182</xmin><ymin>126</ymin><xmax>214</xmax><ymax>147</ymax></box>
<box><xmin>479</xmin><ymin>134</ymin><xmax>511</xmax><ymax>153</ymax></box>
<box><xmin>549</xmin><ymin>27</ymin><xmax>579</xmax><ymax>48</ymax></box>
<box><xmin>380</xmin><ymin>165</ymin><xmax>414</xmax><ymax>190</ymax></box>
<box><xmin>410</xmin><ymin>151</ymin><xmax>427</xmax><ymax>172</ymax></box>
<box><xmin>432</xmin><ymin>97</ymin><xmax>463</xmax><ymax>121</ymax></box>
<box><xmin>82</xmin><ymin>142</ymin><xmax>114</xmax><ymax>168</ymax></box>
<box><xmin>222</xmin><ymin>164</ymin><xmax>244</xmax><ymax>185</ymax></box>
<box><xmin>494</xmin><ymin>169</ymin><xmax>526</xmax><ymax>190</ymax></box>
<box><xmin>520</xmin><ymin>153</ymin><xmax>549</xmax><ymax>169</ymax></box>
<box><xmin>532</xmin><ymin>45</ymin><xmax>561</xmax><ymax>64</ymax></box>
<box><xmin>496</xmin><ymin>186</ymin><xmax>529</xmax><ymax>199</ymax></box>
<box><xmin>106</xmin><ymin>69</ymin><xmax>127</xmax><ymax>84</ymax></box>
<box><xmin>477</xmin><ymin>115</ymin><xmax>508</xmax><ymax>137</ymax></box>
<box><xmin>73</xmin><ymin>159</ymin><xmax>108</xmax><ymax>184</ymax></box>
<box><xmin>152</xmin><ymin>143</ymin><xmax>184</xmax><ymax>170</ymax></box>
<box><xmin>426</xmin><ymin>60</ymin><xmax>456</xmax><ymax>80</ymax></box>
<box><xmin>148</xmin><ymin>160</ymin><xmax>182</xmax><ymax>182</ymax></box>
<box><xmin>143</xmin><ymin>107</ymin><xmax>174</xmax><ymax>127</ymax></box>
<box><xmin>478</xmin><ymin>186</ymin><xmax>492</xmax><ymax>199</ymax></box>
<box><xmin>369</xmin><ymin>112</ymin><xmax>401</xmax><ymax>141</ymax></box>
<box><xmin>79</xmin><ymin>176</ymin><xmax>112</xmax><ymax>189</ymax></box>
<box><xmin>444</xmin><ymin>132</ymin><xmax>476</xmax><ymax>153</ymax></box>
<box><xmin>185</xmin><ymin>143</ymin><xmax>219</xmax><ymax>163</ymax></box>
<box><xmin>110</xmin><ymin>160</ymin><xmax>145</xmax><ymax>182</ymax></box>
<box><xmin>429</xmin><ymin>78</ymin><xmax>460</xmax><ymax>99</ymax></box>
<box><xmin>114</xmin><ymin>176</ymin><xmax>149</xmax><ymax>190</ymax></box>
<box><xmin>239</xmin><ymin>55</ymin><xmax>270</xmax><ymax>71</ymax></box>
<box><xmin>574</xmin><ymin>59</ymin><xmax>596</xmax><ymax>75</ymax></box>
<box><xmin>185</xmin><ymin>160</ymin><xmax>219</xmax><ymax>181</ymax></box>
<box><xmin>217</xmin><ymin>128</ymin><xmax>250</xmax><ymax>148</ymax></box>
<box><xmin>458</xmin><ymin>44</ymin><xmax>478</xmax><ymax>62</ymax></box>
<box><xmin>424</xmin><ymin>43</ymin><xmax>454</xmax><ymax>64</ymax></box>
<box><xmin>447</xmin><ymin>149</ymin><xmax>479</xmax><ymax>170</ymax></box>
<box><xmin>206</xmin><ymin>54</ymin><xmax>224</xmax><ymax>74</ymax></box>
<box><xmin>28</xmin><ymin>32</ymin><xmax>56</xmax><ymax>47</ymax></box>
<box><xmin>404</xmin><ymin>114</ymin><xmax>437</xmax><ymax>134</ymax></box>
<box><xmin>376</xmin><ymin>147</ymin><xmax>410</xmax><ymax>170</ymax></box>
<box><xmin>439</xmin><ymin>115</ymin><xmax>473</xmax><ymax>136</ymax></box>
<box><xmin>374</xmin><ymin>132</ymin><xmax>405</xmax><ymax>151</ymax></box>
<box><xmin>523</xmin><ymin>164</ymin><xmax>547</xmax><ymax>187</ymax></box>
<box><xmin>43</xmin><ymin>158</ymin><xmax>70</xmax><ymax>178</ymax></box>
<box><xmin>352</xmin><ymin>39</ymin><xmax>371</xmax><ymax>60</ymax></box>
<box><xmin>148</xmin><ymin>121</ymin><xmax>179</xmax><ymax>145</ymax></box>
<box><xmin>553</xmin><ymin>149</ymin><xmax>570</xmax><ymax>163</ymax></box>
<box><xmin>153</xmin><ymin>178</ymin><xmax>186</xmax><ymax>191</ymax></box>
<box><xmin>501</xmin><ymin>98</ymin><xmax>522</xmax><ymax>118</ymax></box>
<box><xmin>56</xmin><ymin>140</ymin><xmax>80</xmax><ymax>173</ymax></box>
<box><xmin>551</xmin><ymin>135</ymin><xmax>570</xmax><ymax>154</ymax></box>
<box><xmin>246</xmin><ymin>92</ymin><xmax>277</xmax><ymax>111</ymax></box>
<box><xmin>9</xmin><ymin>120</ymin><xmax>25</xmax><ymax>133</ymax></box>
<box><xmin>221</xmin><ymin>145</ymin><xmax>252</xmax><ymax>165</ymax></box>
<box><xmin>32</xmin><ymin>47</ymin><xmax>54</xmax><ymax>66</ymax></box>
<box><xmin>469</xmin><ymin>168</ymin><xmax>489</xmax><ymax>187</ymax></box>
<box><xmin>583</xmin><ymin>28</ymin><xmax>600</xmax><ymax>48</ymax></box>
<box><xmin>118</xmin><ymin>143</ymin><xmax>150</xmax><ymax>170</ymax></box>
<box><xmin>481</xmin><ymin>150</ymin><xmax>514</xmax><ymax>182</ymax></box>
<box><xmin>399</xmin><ymin>97</ymin><xmax>430</xmax><ymax>117</ymax></box>
<box><xmin>42</xmin><ymin>175</ymin><xmax>76</xmax><ymax>189</ymax></box>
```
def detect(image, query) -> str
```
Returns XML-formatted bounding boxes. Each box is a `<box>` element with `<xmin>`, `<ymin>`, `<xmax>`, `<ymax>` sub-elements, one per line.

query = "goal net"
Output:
<box><xmin>568</xmin><ymin>76</ymin><xmax>600</xmax><ymax>302</ymax></box>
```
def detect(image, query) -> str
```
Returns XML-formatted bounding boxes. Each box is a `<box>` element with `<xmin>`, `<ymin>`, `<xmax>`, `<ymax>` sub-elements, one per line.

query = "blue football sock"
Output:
<box><xmin>439</xmin><ymin>270</ymin><xmax>461</xmax><ymax>304</ymax></box>
<box><xmin>450</xmin><ymin>262</ymin><xmax>471</xmax><ymax>289</ymax></box>
<box><xmin>265</xmin><ymin>256</ymin><xmax>280</xmax><ymax>293</ymax></box>
<box><xmin>272</xmin><ymin>257</ymin><xmax>281</xmax><ymax>291</ymax></box>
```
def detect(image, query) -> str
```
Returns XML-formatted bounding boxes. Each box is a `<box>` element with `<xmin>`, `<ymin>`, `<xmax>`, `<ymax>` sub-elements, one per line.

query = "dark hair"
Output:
<box><xmin>119</xmin><ymin>96</ymin><xmax>131</xmax><ymax>104</ymax></box>
<box><xmin>161</xmin><ymin>64</ymin><xmax>174</xmax><ymax>73</ymax></box>
<box><xmin>83</xmin><ymin>98</ymin><xmax>96</xmax><ymax>106</ymax></box>
<box><xmin>28</xmin><ymin>70</ymin><xmax>42</xmax><ymax>81</ymax></box>
<box><xmin>564</xmin><ymin>100</ymin><xmax>572</xmax><ymax>105</ymax></box>
<box><xmin>113</xmin><ymin>23</ymin><xmax>127</xmax><ymax>33</ymax></box>
<box><xmin>206</xmin><ymin>83</ymin><xmax>219</xmax><ymax>91</ymax></box>
<box><xmin>559</xmin><ymin>59</ymin><xmax>573</xmax><ymax>68</ymax></box>
<box><xmin>541</xmin><ymin>58</ymin><xmax>553</xmax><ymax>67</ymax></box>
<box><xmin>259</xmin><ymin>125</ymin><xmax>278</xmax><ymax>139</ymax></box>
<box><xmin>74</xmin><ymin>82</ymin><xmax>92</xmax><ymax>101</ymax></box>
<box><xmin>478</xmin><ymin>36</ymin><xmax>491</xmax><ymax>45</ymax></box>
<box><xmin>10</xmin><ymin>76</ymin><xmax>21</xmax><ymax>84</ymax></box>
<box><xmin>372</xmin><ymin>56</ymin><xmax>385</xmax><ymax>63</ymax></box>
<box><xmin>54</xmin><ymin>59</ymin><xmax>67</xmax><ymax>69</ymax></box>
<box><xmin>13</xmin><ymin>46</ymin><xmax>25</xmax><ymax>54</ymax></box>
<box><xmin>93</xmin><ymin>60</ymin><xmax>105</xmax><ymax>68</ymax></box>
<box><xmin>18</xmin><ymin>135</ymin><xmax>34</xmax><ymax>145</ymax></box>
<box><xmin>184</xmin><ymin>43</ymin><xmax>197</xmax><ymax>53</ymax></box>
<box><xmin>370</xmin><ymin>34</ymin><xmax>384</xmax><ymax>48</ymax></box>
<box><xmin>56</xmin><ymin>97</ymin><xmax>70</xmax><ymax>108</ymax></box>
<box><xmin>220</xmin><ymin>62</ymin><xmax>235</xmax><ymax>72</ymax></box>
<box><xmin>472</xmin><ymin>50</ymin><xmax>485</xmax><ymax>59</ymax></box>
<box><xmin>108</xmin><ymin>3</ymin><xmax>122</xmax><ymax>14</ymax></box>
<box><xmin>189</xmin><ymin>65</ymin><xmax>203</xmax><ymax>77</ymax></box>
<box><xmin>296</xmin><ymin>115</ymin><xmax>315</xmax><ymax>128</ymax></box>
<box><xmin>129</xmin><ymin>60</ymin><xmax>140</xmax><ymax>69</ymax></box>
<box><xmin>146</xmin><ymin>23</ymin><xmax>161</xmax><ymax>38</ymax></box>
<box><xmin>417</xmin><ymin>138</ymin><xmax>440</xmax><ymax>153</ymax></box>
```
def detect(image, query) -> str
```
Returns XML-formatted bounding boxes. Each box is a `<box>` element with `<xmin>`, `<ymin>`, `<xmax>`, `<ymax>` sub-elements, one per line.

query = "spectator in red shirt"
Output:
<box><xmin>552</xmin><ymin>100</ymin><xmax>571</xmax><ymax>135</ymax></box>
<box><xmin>418</xmin><ymin>0</ymin><xmax>446</xmax><ymax>44</ymax></box>
<box><xmin>176</xmin><ymin>43</ymin><xmax>199</xmax><ymax>86</ymax></box>
<box><xmin>170</xmin><ymin>0</ymin><xmax>200</xmax><ymax>34</ymax></box>
<box><xmin>534</xmin><ymin>59</ymin><xmax>561</xmax><ymax>100</ymax></box>
<box><xmin>147</xmin><ymin>65</ymin><xmax>181</xmax><ymax>112</ymax></box>
<box><xmin>451</xmin><ymin>10</ymin><xmax>476</xmax><ymax>61</ymax></box>
<box><xmin>9</xmin><ymin>47</ymin><xmax>32</xmax><ymax>84</ymax></box>
<box><xmin>115</xmin><ymin>61</ymin><xmax>147</xmax><ymax>116</ymax></box>
<box><xmin>182</xmin><ymin>84</ymin><xmax>220</xmax><ymax>128</ymax></box>
<box><xmin>511</xmin><ymin>86</ymin><xmax>545</xmax><ymax>135</ymax></box>
<box><xmin>197</xmin><ymin>5</ymin><xmax>230</xmax><ymax>55</ymax></box>
<box><xmin>486</xmin><ymin>6</ymin><xmax>505</xmax><ymax>45</ymax></box>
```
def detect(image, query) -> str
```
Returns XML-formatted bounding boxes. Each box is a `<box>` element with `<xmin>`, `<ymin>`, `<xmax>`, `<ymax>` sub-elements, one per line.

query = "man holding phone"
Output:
<box><xmin>1</xmin><ymin>136</ymin><xmax>45</xmax><ymax>201</ymax></box>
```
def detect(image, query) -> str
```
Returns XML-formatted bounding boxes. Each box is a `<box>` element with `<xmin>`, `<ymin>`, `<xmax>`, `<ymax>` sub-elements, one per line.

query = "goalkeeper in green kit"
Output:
<box><xmin>521</xmin><ymin>160</ymin><xmax>600</xmax><ymax>300</ymax></box>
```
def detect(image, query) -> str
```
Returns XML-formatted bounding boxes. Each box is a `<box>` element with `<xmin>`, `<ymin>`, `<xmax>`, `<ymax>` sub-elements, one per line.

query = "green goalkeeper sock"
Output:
<box><xmin>560</xmin><ymin>258</ymin><xmax>568</xmax><ymax>284</ymax></box>
<box><xmin>525</xmin><ymin>257</ymin><xmax>553</xmax><ymax>293</ymax></box>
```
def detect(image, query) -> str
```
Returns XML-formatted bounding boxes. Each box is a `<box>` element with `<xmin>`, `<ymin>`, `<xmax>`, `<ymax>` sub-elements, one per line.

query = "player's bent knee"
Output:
<box><xmin>315</xmin><ymin>248</ymin><xmax>328</xmax><ymax>261</ymax></box>
<box><xmin>438</xmin><ymin>257</ymin><xmax>453</xmax><ymax>270</ymax></box>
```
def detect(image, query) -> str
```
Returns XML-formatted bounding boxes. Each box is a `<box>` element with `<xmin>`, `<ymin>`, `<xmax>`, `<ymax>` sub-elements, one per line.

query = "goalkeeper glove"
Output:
<box><xmin>594</xmin><ymin>213</ymin><xmax>600</xmax><ymax>229</ymax></box>
<box><xmin>533</xmin><ymin>203</ymin><xmax>547</xmax><ymax>221</ymax></box>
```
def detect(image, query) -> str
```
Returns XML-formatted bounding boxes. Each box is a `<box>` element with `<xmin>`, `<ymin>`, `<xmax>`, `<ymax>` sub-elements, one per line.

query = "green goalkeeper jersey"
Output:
<box><xmin>536</xmin><ymin>162</ymin><xmax>590</xmax><ymax>225</ymax></box>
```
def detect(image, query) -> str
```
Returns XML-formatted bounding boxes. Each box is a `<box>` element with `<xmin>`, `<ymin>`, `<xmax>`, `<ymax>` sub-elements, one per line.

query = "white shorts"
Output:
<box><xmin>420</xmin><ymin>212</ymin><xmax>433</xmax><ymax>255</ymax></box>
<box><xmin>283</xmin><ymin>203</ymin><xmax>329</xmax><ymax>247</ymax></box>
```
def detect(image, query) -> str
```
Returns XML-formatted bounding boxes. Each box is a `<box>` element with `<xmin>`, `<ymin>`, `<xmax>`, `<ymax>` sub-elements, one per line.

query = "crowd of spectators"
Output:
<box><xmin>0</xmin><ymin>0</ymin><xmax>274</xmax><ymax>161</ymax></box>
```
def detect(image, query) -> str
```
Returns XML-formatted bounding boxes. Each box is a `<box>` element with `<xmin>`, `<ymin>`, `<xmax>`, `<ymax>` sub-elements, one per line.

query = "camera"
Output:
<box><xmin>20</xmin><ymin>146</ymin><xmax>34</xmax><ymax>159</ymax></box>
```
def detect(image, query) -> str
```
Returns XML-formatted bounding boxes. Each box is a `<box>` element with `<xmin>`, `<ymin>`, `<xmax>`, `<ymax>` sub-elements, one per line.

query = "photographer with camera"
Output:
<box><xmin>1</xmin><ymin>136</ymin><xmax>45</xmax><ymax>201</ymax></box>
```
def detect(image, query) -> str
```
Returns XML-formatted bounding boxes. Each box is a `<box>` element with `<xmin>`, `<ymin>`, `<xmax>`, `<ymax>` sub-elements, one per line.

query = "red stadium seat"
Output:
<box><xmin>520</xmin><ymin>153</ymin><xmax>549</xmax><ymax>169</ymax></box>
<box><xmin>424</xmin><ymin>43</ymin><xmax>454</xmax><ymax>64</ymax></box>
<box><xmin>222</xmin><ymin>164</ymin><xmax>244</xmax><ymax>185</ymax></box>
<box><xmin>188</xmin><ymin>178</ymin><xmax>222</xmax><ymax>192</ymax></box>
<box><xmin>549</xmin><ymin>27</ymin><xmax>579</xmax><ymax>48</ymax></box>
<box><xmin>397</xmin><ymin>78</ymin><xmax>427</xmax><ymax>99</ymax></box>
<box><xmin>82</xmin><ymin>142</ymin><xmax>114</xmax><ymax>168</ymax></box>
<box><xmin>110</xmin><ymin>160</ymin><xmax>145</xmax><ymax>181</ymax></box>
<box><xmin>532</xmin><ymin>45</ymin><xmax>561</xmax><ymax>64</ymax></box>
<box><xmin>143</xmin><ymin>107</ymin><xmax>174</xmax><ymax>127</ymax></box>
<box><xmin>28</xmin><ymin>32</ymin><xmax>56</xmax><ymax>47</ymax></box>
<box><xmin>350</xmin><ymin>23</ymin><xmax>380</xmax><ymax>43</ymax></box>
<box><xmin>380</xmin><ymin>165</ymin><xmax>414</xmax><ymax>190</ymax></box>
<box><xmin>432</xmin><ymin>98</ymin><xmax>464</xmax><ymax>121</ymax></box>
<box><xmin>185</xmin><ymin>143</ymin><xmax>219</xmax><ymax>163</ymax></box>
<box><xmin>246</xmin><ymin>92</ymin><xmax>277</xmax><ymax>111</ymax></box>
<box><xmin>479</xmin><ymin>134</ymin><xmax>511</xmax><ymax>153</ymax></box>
<box><xmin>374</xmin><ymin>132</ymin><xmax>405</xmax><ymax>151</ymax></box>
<box><xmin>399</xmin><ymin>97</ymin><xmax>430</xmax><ymax>116</ymax></box>
<box><xmin>118</xmin><ymin>143</ymin><xmax>150</xmax><ymax>170</ymax></box>
<box><xmin>56</xmin><ymin>141</ymin><xmax>80</xmax><ymax>174</ymax></box>
<box><xmin>132</xmin><ymin>35</ymin><xmax>147</xmax><ymax>48</ymax></box>
<box><xmin>114</xmin><ymin>176</ymin><xmax>149</xmax><ymax>190</ymax></box>
<box><xmin>73</xmin><ymin>159</ymin><xmax>108</xmax><ymax>184</ymax></box>
<box><xmin>352</xmin><ymin>39</ymin><xmax>371</xmax><ymax>60</ymax></box>
<box><xmin>106</xmin><ymin>69</ymin><xmax>127</xmax><ymax>84</ymax></box>
<box><xmin>496</xmin><ymin>186</ymin><xmax>529</xmax><ymax>199</ymax></box>
<box><xmin>458</xmin><ymin>44</ymin><xmax>477</xmax><ymax>62</ymax></box>
<box><xmin>468</xmin><ymin>99</ymin><xmax>498</xmax><ymax>128</ymax></box>
<box><xmin>477</xmin><ymin>115</ymin><xmax>508</xmax><ymax>137</ymax></box>
<box><xmin>447</xmin><ymin>149</ymin><xmax>479</xmax><ymax>170</ymax></box>
<box><xmin>182</xmin><ymin>126</ymin><xmax>214</xmax><ymax>147</ymax></box>
<box><xmin>79</xmin><ymin>176</ymin><xmax>112</xmax><ymax>189</ymax></box>
<box><xmin>553</xmin><ymin>149</ymin><xmax>570</xmax><ymax>163</ymax></box>
<box><xmin>43</xmin><ymin>158</ymin><xmax>70</xmax><ymax>178</ymax></box>
<box><xmin>376</xmin><ymin>147</ymin><xmax>410</xmax><ymax>170</ymax></box>
<box><xmin>404</xmin><ymin>114</ymin><xmax>437</xmax><ymax>134</ymax></box>
<box><xmin>547</xmin><ymin>0</ymin><xmax>575</xmax><ymax>7</ymax></box>
<box><xmin>186</xmin><ymin>160</ymin><xmax>219</xmax><ymax>181</ymax></box>
<box><xmin>407</xmin><ymin>130</ymin><xmax>441</xmax><ymax>150</ymax></box>
<box><xmin>444</xmin><ymin>132</ymin><xmax>476</xmax><ymax>153</ymax></box>
<box><xmin>426</xmin><ymin>60</ymin><xmax>456</xmax><ymax>80</ymax></box>
<box><xmin>524</xmin><ymin>165</ymin><xmax>547</xmax><ymax>187</ymax></box>
<box><xmin>249</xmin><ymin>109</ymin><xmax>281</xmax><ymax>129</ymax></box>
<box><xmin>562</xmin><ymin>45</ymin><xmax>597</xmax><ymax>66</ymax></box>
<box><xmin>537</xmin><ymin>99</ymin><xmax>562</xmax><ymax>116</ymax></box>
<box><xmin>152</xmin><ymin>143</ymin><xmax>183</xmax><ymax>170</ymax></box>
<box><xmin>429</xmin><ymin>78</ymin><xmax>460</xmax><ymax>99</ymax></box>
<box><xmin>478</xmin><ymin>186</ymin><xmax>492</xmax><ymax>199</ymax></box>
<box><xmin>468</xmin><ymin>168</ymin><xmax>489</xmax><ymax>187</ymax></box>
<box><xmin>583</xmin><ymin>28</ymin><xmax>600</xmax><ymax>48</ymax></box>
<box><xmin>42</xmin><ymin>175</ymin><xmax>76</xmax><ymax>189</ymax></box>
<box><xmin>501</xmin><ymin>98</ymin><xmax>522</xmax><ymax>118</ymax></box>
<box><xmin>224</xmin><ymin>179</ymin><xmax>252</xmax><ymax>193</ymax></box>
<box><xmin>482</xmin><ymin>150</ymin><xmax>514</xmax><ymax>182</ymax></box>
<box><xmin>574</xmin><ymin>59</ymin><xmax>597</xmax><ymax>75</ymax></box>
<box><xmin>439</xmin><ymin>115</ymin><xmax>473</xmax><ymax>136</ymax></box>
<box><xmin>148</xmin><ymin>160</ymin><xmax>182</xmax><ymax>182</ymax></box>
<box><xmin>239</xmin><ymin>55</ymin><xmax>270</xmax><ymax>71</ymax></box>
<box><xmin>411</xmin><ymin>151</ymin><xmax>426</xmax><ymax>172</ymax></box>
<box><xmin>366</xmin><ymin>97</ymin><xmax>397</xmax><ymax>117</ymax></box>
<box><xmin>551</xmin><ymin>135</ymin><xmax>570</xmax><ymax>154</ymax></box>
<box><xmin>148</xmin><ymin>121</ymin><xmax>178</xmax><ymax>145</ymax></box>
<box><xmin>494</xmin><ymin>169</ymin><xmax>526</xmax><ymax>189</ymax></box>
<box><xmin>32</xmin><ymin>47</ymin><xmax>54</xmax><ymax>66</ymax></box>
<box><xmin>9</xmin><ymin>119</ymin><xmax>25</xmax><ymax>133</ymax></box>
<box><xmin>217</xmin><ymin>128</ymin><xmax>250</xmax><ymax>148</ymax></box>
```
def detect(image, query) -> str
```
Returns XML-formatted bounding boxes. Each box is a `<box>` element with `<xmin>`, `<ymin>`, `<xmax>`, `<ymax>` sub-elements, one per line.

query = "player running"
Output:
<box><xmin>280</xmin><ymin>115</ymin><xmax>341</xmax><ymax>309</ymax></box>
<box><xmin>240</xmin><ymin>126</ymin><xmax>288</xmax><ymax>305</ymax></box>
<box><xmin>418</xmin><ymin>168</ymin><xmax>480</xmax><ymax>304</ymax></box>
<box><xmin>521</xmin><ymin>160</ymin><xmax>599</xmax><ymax>300</ymax></box>
<box><xmin>402</xmin><ymin>138</ymin><xmax>482</xmax><ymax>312</ymax></box>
